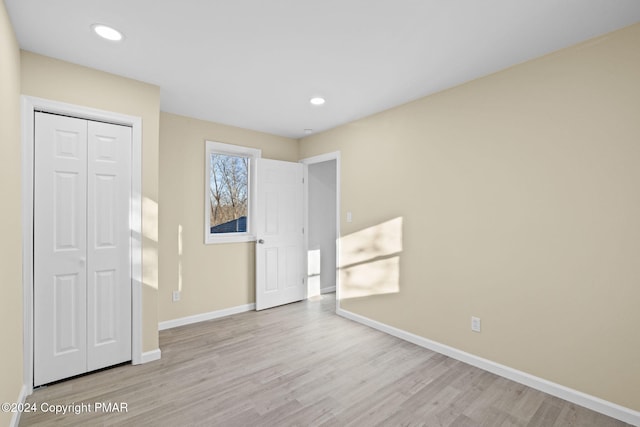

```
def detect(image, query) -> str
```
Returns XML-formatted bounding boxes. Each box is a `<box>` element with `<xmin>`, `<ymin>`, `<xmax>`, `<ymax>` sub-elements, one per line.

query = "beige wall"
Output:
<box><xmin>0</xmin><ymin>1</ymin><xmax>24</xmax><ymax>424</ymax></box>
<box><xmin>21</xmin><ymin>51</ymin><xmax>161</xmax><ymax>353</ymax></box>
<box><xmin>6</xmin><ymin>7</ymin><xmax>638</xmax><ymax>417</ymax></box>
<box><xmin>158</xmin><ymin>112</ymin><xmax>298</xmax><ymax>322</ymax></box>
<box><xmin>300</xmin><ymin>24</ymin><xmax>640</xmax><ymax>411</ymax></box>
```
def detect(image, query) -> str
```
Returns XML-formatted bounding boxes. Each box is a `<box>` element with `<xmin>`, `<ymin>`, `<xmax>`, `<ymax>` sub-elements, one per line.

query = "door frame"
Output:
<box><xmin>21</xmin><ymin>96</ymin><xmax>143</xmax><ymax>394</ymax></box>
<box><xmin>300</xmin><ymin>151</ymin><xmax>341</xmax><ymax>311</ymax></box>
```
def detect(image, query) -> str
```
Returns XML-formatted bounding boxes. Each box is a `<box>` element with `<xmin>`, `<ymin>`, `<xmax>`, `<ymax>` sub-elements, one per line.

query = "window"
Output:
<box><xmin>205</xmin><ymin>141</ymin><xmax>261</xmax><ymax>244</ymax></box>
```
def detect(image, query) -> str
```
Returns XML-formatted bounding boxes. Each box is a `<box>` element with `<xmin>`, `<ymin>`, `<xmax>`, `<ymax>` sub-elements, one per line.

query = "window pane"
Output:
<box><xmin>209</xmin><ymin>153</ymin><xmax>249</xmax><ymax>233</ymax></box>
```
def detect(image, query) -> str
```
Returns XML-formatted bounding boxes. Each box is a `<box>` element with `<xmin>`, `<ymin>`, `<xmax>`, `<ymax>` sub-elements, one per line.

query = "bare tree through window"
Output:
<box><xmin>209</xmin><ymin>153</ymin><xmax>249</xmax><ymax>233</ymax></box>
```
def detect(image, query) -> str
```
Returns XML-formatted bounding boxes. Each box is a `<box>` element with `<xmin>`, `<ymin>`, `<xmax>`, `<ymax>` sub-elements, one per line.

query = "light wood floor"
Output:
<box><xmin>21</xmin><ymin>294</ymin><xmax>630</xmax><ymax>426</ymax></box>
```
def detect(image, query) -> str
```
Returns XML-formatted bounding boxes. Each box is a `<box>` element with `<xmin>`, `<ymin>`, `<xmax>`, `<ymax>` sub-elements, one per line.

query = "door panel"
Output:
<box><xmin>87</xmin><ymin>121</ymin><xmax>132</xmax><ymax>371</ymax></box>
<box><xmin>53</xmin><ymin>274</ymin><xmax>81</xmax><ymax>354</ymax></box>
<box><xmin>283</xmin><ymin>245</ymin><xmax>299</xmax><ymax>289</ymax></box>
<box><xmin>53</xmin><ymin>172</ymin><xmax>81</xmax><ymax>250</ymax></box>
<box><xmin>265</xmin><ymin>248</ymin><xmax>279</xmax><ymax>292</ymax></box>
<box><xmin>94</xmin><ymin>174</ymin><xmax>117</xmax><ymax>247</ymax></box>
<box><xmin>34</xmin><ymin>113</ymin><xmax>88</xmax><ymax>386</ymax></box>
<box><xmin>255</xmin><ymin>159</ymin><xmax>305</xmax><ymax>310</ymax></box>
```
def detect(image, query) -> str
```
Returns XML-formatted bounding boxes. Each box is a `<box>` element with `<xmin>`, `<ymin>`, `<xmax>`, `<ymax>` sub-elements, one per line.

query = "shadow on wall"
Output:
<box><xmin>339</xmin><ymin>217</ymin><xmax>403</xmax><ymax>300</ymax></box>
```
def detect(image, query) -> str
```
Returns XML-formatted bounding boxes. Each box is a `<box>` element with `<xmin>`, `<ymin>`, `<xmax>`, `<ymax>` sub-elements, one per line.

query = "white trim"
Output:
<box><xmin>204</xmin><ymin>140</ymin><xmax>261</xmax><ymax>245</ymax></box>
<box><xmin>158</xmin><ymin>303</ymin><xmax>256</xmax><ymax>331</ymax></box>
<box><xmin>21</xmin><ymin>98</ymin><xmax>35</xmax><ymax>395</ymax></box>
<box><xmin>337</xmin><ymin>308</ymin><xmax>640</xmax><ymax>426</ymax></box>
<box><xmin>9</xmin><ymin>385</ymin><xmax>28</xmax><ymax>427</ymax></box>
<box><xmin>302</xmin><ymin>164</ymin><xmax>309</xmax><ymax>301</ymax></box>
<box><xmin>321</xmin><ymin>286</ymin><xmax>336</xmax><ymax>294</ymax></box>
<box><xmin>130</xmin><ymin>118</ymin><xmax>143</xmax><ymax>365</ymax></box>
<box><xmin>300</xmin><ymin>151</ymin><xmax>341</xmax><ymax>310</ymax></box>
<box><xmin>140</xmin><ymin>349</ymin><xmax>162</xmax><ymax>364</ymax></box>
<box><xmin>21</xmin><ymin>96</ymin><xmax>145</xmax><ymax>393</ymax></box>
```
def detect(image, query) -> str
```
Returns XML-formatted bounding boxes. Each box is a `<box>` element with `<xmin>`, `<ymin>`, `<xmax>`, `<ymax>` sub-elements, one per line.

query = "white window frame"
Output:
<box><xmin>205</xmin><ymin>140</ymin><xmax>261</xmax><ymax>244</ymax></box>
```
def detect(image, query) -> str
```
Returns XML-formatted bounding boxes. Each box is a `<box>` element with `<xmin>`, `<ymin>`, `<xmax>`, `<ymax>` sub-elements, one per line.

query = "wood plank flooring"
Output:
<box><xmin>20</xmin><ymin>294</ymin><xmax>631</xmax><ymax>426</ymax></box>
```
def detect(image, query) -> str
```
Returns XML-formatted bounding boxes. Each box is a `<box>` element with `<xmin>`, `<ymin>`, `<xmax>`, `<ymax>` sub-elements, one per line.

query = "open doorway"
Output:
<box><xmin>302</xmin><ymin>152</ymin><xmax>340</xmax><ymax>311</ymax></box>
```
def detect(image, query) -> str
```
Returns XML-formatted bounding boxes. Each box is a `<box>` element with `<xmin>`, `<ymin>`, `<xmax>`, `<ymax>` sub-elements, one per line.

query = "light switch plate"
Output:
<box><xmin>471</xmin><ymin>316</ymin><xmax>481</xmax><ymax>332</ymax></box>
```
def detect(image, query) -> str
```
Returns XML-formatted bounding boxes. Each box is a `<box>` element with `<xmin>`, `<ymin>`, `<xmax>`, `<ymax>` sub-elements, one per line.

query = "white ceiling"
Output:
<box><xmin>6</xmin><ymin>1</ymin><xmax>640</xmax><ymax>139</ymax></box>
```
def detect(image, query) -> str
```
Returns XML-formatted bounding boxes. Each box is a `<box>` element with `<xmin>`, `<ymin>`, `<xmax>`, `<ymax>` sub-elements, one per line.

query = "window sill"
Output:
<box><xmin>205</xmin><ymin>234</ymin><xmax>256</xmax><ymax>245</ymax></box>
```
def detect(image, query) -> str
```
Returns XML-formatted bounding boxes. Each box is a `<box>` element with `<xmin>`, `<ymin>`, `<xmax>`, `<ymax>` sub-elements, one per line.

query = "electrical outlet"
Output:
<box><xmin>172</xmin><ymin>290</ymin><xmax>181</xmax><ymax>302</ymax></box>
<box><xmin>471</xmin><ymin>316</ymin><xmax>481</xmax><ymax>332</ymax></box>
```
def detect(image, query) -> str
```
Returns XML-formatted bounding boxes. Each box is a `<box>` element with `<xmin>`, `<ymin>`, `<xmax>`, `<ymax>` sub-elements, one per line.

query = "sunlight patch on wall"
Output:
<box><xmin>341</xmin><ymin>256</ymin><xmax>400</xmax><ymax>299</ymax></box>
<box><xmin>340</xmin><ymin>217</ymin><xmax>403</xmax><ymax>299</ymax></box>
<box><xmin>143</xmin><ymin>245</ymin><xmax>158</xmax><ymax>290</ymax></box>
<box><xmin>307</xmin><ymin>248</ymin><xmax>321</xmax><ymax>297</ymax></box>
<box><xmin>142</xmin><ymin>196</ymin><xmax>158</xmax><ymax>289</ymax></box>
<box><xmin>143</xmin><ymin>196</ymin><xmax>158</xmax><ymax>242</ymax></box>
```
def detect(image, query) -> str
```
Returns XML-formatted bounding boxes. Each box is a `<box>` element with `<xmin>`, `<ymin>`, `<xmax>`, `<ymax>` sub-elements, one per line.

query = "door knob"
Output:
<box><xmin>257</xmin><ymin>239</ymin><xmax>265</xmax><ymax>244</ymax></box>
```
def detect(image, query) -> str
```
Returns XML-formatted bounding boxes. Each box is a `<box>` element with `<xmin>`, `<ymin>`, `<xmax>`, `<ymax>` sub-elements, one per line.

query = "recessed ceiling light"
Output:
<box><xmin>304</xmin><ymin>129</ymin><xmax>313</xmax><ymax>134</ymax></box>
<box><xmin>310</xmin><ymin>97</ymin><xmax>326</xmax><ymax>106</ymax></box>
<box><xmin>92</xmin><ymin>24</ymin><xmax>124</xmax><ymax>41</ymax></box>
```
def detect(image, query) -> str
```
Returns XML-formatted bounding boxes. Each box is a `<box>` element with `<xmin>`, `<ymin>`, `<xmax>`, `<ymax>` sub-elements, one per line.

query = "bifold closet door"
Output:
<box><xmin>34</xmin><ymin>112</ymin><xmax>132</xmax><ymax>386</ymax></box>
<box><xmin>34</xmin><ymin>113</ymin><xmax>88</xmax><ymax>386</ymax></box>
<box><xmin>86</xmin><ymin>120</ymin><xmax>131</xmax><ymax>372</ymax></box>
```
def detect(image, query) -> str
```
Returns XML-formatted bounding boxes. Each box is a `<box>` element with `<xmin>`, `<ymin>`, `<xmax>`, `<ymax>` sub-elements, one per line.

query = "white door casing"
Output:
<box><xmin>34</xmin><ymin>112</ymin><xmax>132</xmax><ymax>386</ymax></box>
<box><xmin>255</xmin><ymin>159</ymin><xmax>305</xmax><ymax>310</ymax></box>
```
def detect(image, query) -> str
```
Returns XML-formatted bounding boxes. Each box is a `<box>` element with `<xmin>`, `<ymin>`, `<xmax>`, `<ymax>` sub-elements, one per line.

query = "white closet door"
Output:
<box><xmin>34</xmin><ymin>113</ymin><xmax>132</xmax><ymax>386</ymax></box>
<box><xmin>34</xmin><ymin>113</ymin><xmax>88</xmax><ymax>386</ymax></box>
<box><xmin>86</xmin><ymin>121</ymin><xmax>132</xmax><ymax>371</ymax></box>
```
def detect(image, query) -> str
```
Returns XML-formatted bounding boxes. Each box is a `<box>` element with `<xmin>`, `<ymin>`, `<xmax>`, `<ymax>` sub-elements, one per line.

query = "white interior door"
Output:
<box><xmin>34</xmin><ymin>113</ymin><xmax>88</xmax><ymax>386</ymax></box>
<box><xmin>255</xmin><ymin>159</ymin><xmax>305</xmax><ymax>310</ymax></box>
<box><xmin>86</xmin><ymin>121</ymin><xmax>132</xmax><ymax>371</ymax></box>
<box><xmin>34</xmin><ymin>112</ymin><xmax>132</xmax><ymax>386</ymax></box>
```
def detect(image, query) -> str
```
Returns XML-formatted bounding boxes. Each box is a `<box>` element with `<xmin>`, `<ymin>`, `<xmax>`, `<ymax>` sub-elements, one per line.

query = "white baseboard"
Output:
<box><xmin>9</xmin><ymin>384</ymin><xmax>28</xmax><ymax>427</ymax></box>
<box><xmin>140</xmin><ymin>349</ymin><xmax>162</xmax><ymax>364</ymax></box>
<box><xmin>321</xmin><ymin>286</ymin><xmax>336</xmax><ymax>294</ymax></box>
<box><xmin>336</xmin><ymin>308</ymin><xmax>640</xmax><ymax>426</ymax></box>
<box><xmin>158</xmin><ymin>303</ymin><xmax>256</xmax><ymax>331</ymax></box>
